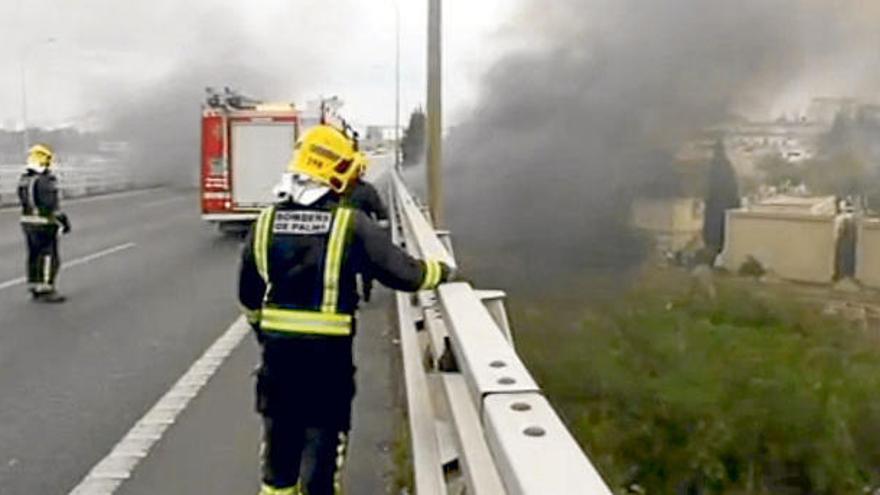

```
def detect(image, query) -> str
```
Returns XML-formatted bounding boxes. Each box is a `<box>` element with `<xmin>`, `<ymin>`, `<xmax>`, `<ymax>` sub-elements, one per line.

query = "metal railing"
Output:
<box><xmin>389</xmin><ymin>172</ymin><xmax>612</xmax><ymax>495</ymax></box>
<box><xmin>0</xmin><ymin>159</ymin><xmax>134</xmax><ymax>206</ymax></box>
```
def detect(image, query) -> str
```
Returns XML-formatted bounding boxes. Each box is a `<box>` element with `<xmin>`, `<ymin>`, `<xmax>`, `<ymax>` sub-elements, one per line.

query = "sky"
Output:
<box><xmin>0</xmin><ymin>0</ymin><xmax>523</xmax><ymax>130</ymax></box>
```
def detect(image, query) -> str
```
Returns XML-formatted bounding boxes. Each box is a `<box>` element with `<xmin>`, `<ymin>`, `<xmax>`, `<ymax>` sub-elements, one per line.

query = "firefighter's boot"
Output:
<box><xmin>34</xmin><ymin>291</ymin><xmax>66</xmax><ymax>303</ymax></box>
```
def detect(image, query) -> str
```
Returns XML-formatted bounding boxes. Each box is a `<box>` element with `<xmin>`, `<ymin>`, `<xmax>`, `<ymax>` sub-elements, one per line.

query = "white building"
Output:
<box><xmin>363</xmin><ymin>125</ymin><xmax>403</xmax><ymax>150</ymax></box>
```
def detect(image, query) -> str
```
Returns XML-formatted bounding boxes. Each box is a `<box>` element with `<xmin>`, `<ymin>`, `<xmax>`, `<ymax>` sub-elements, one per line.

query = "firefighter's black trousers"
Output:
<box><xmin>261</xmin><ymin>417</ymin><xmax>347</xmax><ymax>495</ymax></box>
<box><xmin>22</xmin><ymin>224</ymin><xmax>60</xmax><ymax>292</ymax></box>
<box><xmin>255</xmin><ymin>326</ymin><xmax>356</xmax><ymax>494</ymax></box>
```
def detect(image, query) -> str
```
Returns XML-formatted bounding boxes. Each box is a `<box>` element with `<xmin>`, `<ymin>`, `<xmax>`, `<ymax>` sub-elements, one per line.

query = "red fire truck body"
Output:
<box><xmin>200</xmin><ymin>95</ymin><xmax>300</xmax><ymax>229</ymax></box>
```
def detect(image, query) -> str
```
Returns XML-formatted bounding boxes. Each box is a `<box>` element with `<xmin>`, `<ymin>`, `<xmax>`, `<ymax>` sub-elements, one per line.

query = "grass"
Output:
<box><xmin>512</xmin><ymin>267</ymin><xmax>880</xmax><ymax>494</ymax></box>
<box><xmin>391</xmin><ymin>416</ymin><xmax>414</xmax><ymax>494</ymax></box>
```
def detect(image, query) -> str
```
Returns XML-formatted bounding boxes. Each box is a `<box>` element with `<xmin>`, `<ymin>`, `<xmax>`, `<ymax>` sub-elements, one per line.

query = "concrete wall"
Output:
<box><xmin>856</xmin><ymin>218</ymin><xmax>880</xmax><ymax>288</ymax></box>
<box><xmin>0</xmin><ymin>161</ymin><xmax>134</xmax><ymax>206</ymax></box>
<box><xmin>721</xmin><ymin>210</ymin><xmax>840</xmax><ymax>283</ymax></box>
<box><xmin>631</xmin><ymin>197</ymin><xmax>703</xmax><ymax>251</ymax></box>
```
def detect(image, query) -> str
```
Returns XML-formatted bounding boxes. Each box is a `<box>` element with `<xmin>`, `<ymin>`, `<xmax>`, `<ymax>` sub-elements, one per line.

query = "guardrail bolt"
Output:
<box><xmin>523</xmin><ymin>426</ymin><xmax>546</xmax><ymax>437</ymax></box>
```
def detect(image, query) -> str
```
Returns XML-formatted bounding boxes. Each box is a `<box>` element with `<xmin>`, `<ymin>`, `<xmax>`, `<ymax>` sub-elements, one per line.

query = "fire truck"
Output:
<box><xmin>200</xmin><ymin>88</ymin><xmax>302</xmax><ymax>233</ymax></box>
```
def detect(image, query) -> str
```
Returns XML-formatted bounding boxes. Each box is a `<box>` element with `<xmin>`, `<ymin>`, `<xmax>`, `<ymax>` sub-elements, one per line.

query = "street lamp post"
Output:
<box><xmin>426</xmin><ymin>0</ymin><xmax>443</xmax><ymax>226</ymax></box>
<box><xmin>393</xmin><ymin>0</ymin><xmax>401</xmax><ymax>171</ymax></box>
<box><xmin>19</xmin><ymin>37</ymin><xmax>56</xmax><ymax>155</ymax></box>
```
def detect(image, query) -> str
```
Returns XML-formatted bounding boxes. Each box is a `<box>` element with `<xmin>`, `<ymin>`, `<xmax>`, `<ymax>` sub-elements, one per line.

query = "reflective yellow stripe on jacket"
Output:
<box><xmin>419</xmin><ymin>260</ymin><xmax>443</xmax><ymax>290</ymax></box>
<box><xmin>261</xmin><ymin>308</ymin><xmax>353</xmax><ymax>337</ymax></box>
<box><xmin>320</xmin><ymin>208</ymin><xmax>353</xmax><ymax>313</ymax></box>
<box><xmin>254</xmin><ymin>206</ymin><xmax>355</xmax><ymax>338</ymax></box>
<box><xmin>20</xmin><ymin>215</ymin><xmax>51</xmax><ymax>225</ymax></box>
<box><xmin>253</xmin><ymin>206</ymin><xmax>276</xmax><ymax>282</ymax></box>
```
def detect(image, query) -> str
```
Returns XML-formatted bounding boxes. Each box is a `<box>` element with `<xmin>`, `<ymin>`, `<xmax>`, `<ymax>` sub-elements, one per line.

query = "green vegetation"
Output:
<box><xmin>514</xmin><ymin>269</ymin><xmax>880</xmax><ymax>494</ymax></box>
<box><xmin>392</xmin><ymin>417</ymin><xmax>414</xmax><ymax>494</ymax></box>
<box><xmin>738</xmin><ymin>256</ymin><xmax>766</xmax><ymax>278</ymax></box>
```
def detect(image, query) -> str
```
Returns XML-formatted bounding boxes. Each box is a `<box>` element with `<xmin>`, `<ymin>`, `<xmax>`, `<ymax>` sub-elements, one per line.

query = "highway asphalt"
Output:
<box><xmin>0</xmin><ymin>155</ymin><xmax>399</xmax><ymax>494</ymax></box>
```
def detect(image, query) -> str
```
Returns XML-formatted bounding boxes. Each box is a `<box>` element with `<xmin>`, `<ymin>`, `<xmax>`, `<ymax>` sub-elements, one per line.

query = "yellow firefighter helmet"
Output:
<box><xmin>28</xmin><ymin>144</ymin><xmax>54</xmax><ymax>166</ymax></box>
<box><xmin>288</xmin><ymin>125</ymin><xmax>359</xmax><ymax>193</ymax></box>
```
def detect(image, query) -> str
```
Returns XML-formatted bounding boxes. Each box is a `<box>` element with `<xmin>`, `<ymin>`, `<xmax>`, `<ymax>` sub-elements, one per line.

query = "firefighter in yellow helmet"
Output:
<box><xmin>346</xmin><ymin>152</ymin><xmax>389</xmax><ymax>226</ymax></box>
<box><xmin>239</xmin><ymin>124</ymin><xmax>451</xmax><ymax>495</ymax></box>
<box><xmin>17</xmin><ymin>144</ymin><xmax>71</xmax><ymax>303</ymax></box>
<box><xmin>344</xmin><ymin>152</ymin><xmax>389</xmax><ymax>303</ymax></box>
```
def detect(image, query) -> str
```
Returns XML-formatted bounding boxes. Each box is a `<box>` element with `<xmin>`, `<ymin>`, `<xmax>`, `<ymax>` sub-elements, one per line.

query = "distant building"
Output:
<box><xmin>630</xmin><ymin>197</ymin><xmax>704</xmax><ymax>253</ymax></box>
<box><xmin>856</xmin><ymin>217</ymin><xmax>880</xmax><ymax>288</ymax></box>
<box><xmin>362</xmin><ymin>125</ymin><xmax>403</xmax><ymax>150</ymax></box>
<box><xmin>678</xmin><ymin>97</ymin><xmax>880</xmax><ymax>178</ymax></box>
<box><xmin>720</xmin><ymin>195</ymin><xmax>849</xmax><ymax>283</ymax></box>
<box><xmin>678</xmin><ymin>120</ymin><xmax>825</xmax><ymax>177</ymax></box>
<box><xmin>806</xmin><ymin>97</ymin><xmax>859</xmax><ymax>126</ymax></box>
<box><xmin>365</xmin><ymin>125</ymin><xmax>402</xmax><ymax>142</ymax></box>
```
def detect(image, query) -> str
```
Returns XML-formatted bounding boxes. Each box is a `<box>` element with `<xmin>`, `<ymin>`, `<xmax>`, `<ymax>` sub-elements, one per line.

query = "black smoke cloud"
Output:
<box><xmin>102</xmin><ymin>63</ymin><xmax>283</xmax><ymax>186</ymax></box>
<box><xmin>91</xmin><ymin>6</ymin><xmax>313</xmax><ymax>186</ymax></box>
<box><xmin>441</xmin><ymin>0</ymin><xmax>880</xmax><ymax>291</ymax></box>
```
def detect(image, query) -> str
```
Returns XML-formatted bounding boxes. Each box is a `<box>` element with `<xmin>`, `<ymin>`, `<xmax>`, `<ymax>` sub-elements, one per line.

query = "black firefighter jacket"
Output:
<box><xmin>18</xmin><ymin>170</ymin><xmax>69</xmax><ymax>230</ymax></box>
<box><xmin>238</xmin><ymin>193</ymin><xmax>448</xmax><ymax>428</ymax></box>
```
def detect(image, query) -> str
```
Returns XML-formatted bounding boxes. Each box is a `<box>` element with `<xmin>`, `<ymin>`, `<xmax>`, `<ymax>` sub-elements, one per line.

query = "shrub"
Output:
<box><xmin>738</xmin><ymin>256</ymin><xmax>766</xmax><ymax>278</ymax></box>
<box><xmin>515</xmin><ymin>272</ymin><xmax>880</xmax><ymax>494</ymax></box>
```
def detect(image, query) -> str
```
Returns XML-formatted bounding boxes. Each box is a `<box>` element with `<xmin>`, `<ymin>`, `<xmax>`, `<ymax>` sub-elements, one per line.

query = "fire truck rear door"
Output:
<box><xmin>230</xmin><ymin>119</ymin><xmax>295</xmax><ymax>208</ymax></box>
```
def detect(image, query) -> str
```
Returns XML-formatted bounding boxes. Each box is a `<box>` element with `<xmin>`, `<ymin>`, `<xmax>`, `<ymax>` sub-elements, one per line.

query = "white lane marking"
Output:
<box><xmin>0</xmin><ymin>242</ymin><xmax>136</xmax><ymax>292</ymax></box>
<box><xmin>68</xmin><ymin>317</ymin><xmax>250</xmax><ymax>495</ymax></box>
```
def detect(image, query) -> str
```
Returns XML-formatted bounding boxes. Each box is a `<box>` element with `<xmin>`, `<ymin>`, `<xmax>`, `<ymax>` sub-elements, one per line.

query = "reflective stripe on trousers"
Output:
<box><xmin>43</xmin><ymin>255</ymin><xmax>52</xmax><ymax>285</ymax></box>
<box><xmin>333</xmin><ymin>432</ymin><xmax>348</xmax><ymax>494</ymax></box>
<box><xmin>259</xmin><ymin>484</ymin><xmax>300</xmax><ymax>495</ymax></box>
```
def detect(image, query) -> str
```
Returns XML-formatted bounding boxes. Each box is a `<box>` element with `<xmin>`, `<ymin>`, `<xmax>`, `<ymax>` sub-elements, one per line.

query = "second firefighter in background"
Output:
<box><xmin>345</xmin><ymin>152</ymin><xmax>390</xmax><ymax>302</ymax></box>
<box><xmin>239</xmin><ymin>124</ymin><xmax>451</xmax><ymax>495</ymax></box>
<box><xmin>18</xmin><ymin>144</ymin><xmax>71</xmax><ymax>303</ymax></box>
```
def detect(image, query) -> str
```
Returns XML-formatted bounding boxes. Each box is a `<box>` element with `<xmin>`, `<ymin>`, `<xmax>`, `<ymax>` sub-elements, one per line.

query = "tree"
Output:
<box><xmin>702</xmin><ymin>140</ymin><xmax>740</xmax><ymax>255</ymax></box>
<box><xmin>401</xmin><ymin>108</ymin><xmax>426</xmax><ymax>166</ymax></box>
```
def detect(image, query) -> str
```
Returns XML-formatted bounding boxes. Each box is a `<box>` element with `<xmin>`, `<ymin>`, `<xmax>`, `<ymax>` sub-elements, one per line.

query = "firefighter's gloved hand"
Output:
<box><xmin>57</xmin><ymin>213</ymin><xmax>72</xmax><ymax>234</ymax></box>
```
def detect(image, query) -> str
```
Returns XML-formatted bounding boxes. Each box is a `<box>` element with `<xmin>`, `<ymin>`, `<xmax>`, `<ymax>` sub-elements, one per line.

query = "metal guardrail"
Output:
<box><xmin>0</xmin><ymin>160</ymin><xmax>133</xmax><ymax>206</ymax></box>
<box><xmin>389</xmin><ymin>172</ymin><xmax>613</xmax><ymax>495</ymax></box>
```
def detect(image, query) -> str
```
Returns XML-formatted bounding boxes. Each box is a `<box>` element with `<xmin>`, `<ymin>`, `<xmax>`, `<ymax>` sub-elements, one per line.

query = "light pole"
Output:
<box><xmin>426</xmin><ymin>0</ymin><xmax>443</xmax><ymax>226</ymax></box>
<box><xmin>393</xmin><ymin>0</ymin><xmax>401</xmax><ymax>171</ymax></box>
<box><xmin>20</xmin><ymin>37</ymin><xmax>56</xmax><ymax>155</ymax></box>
